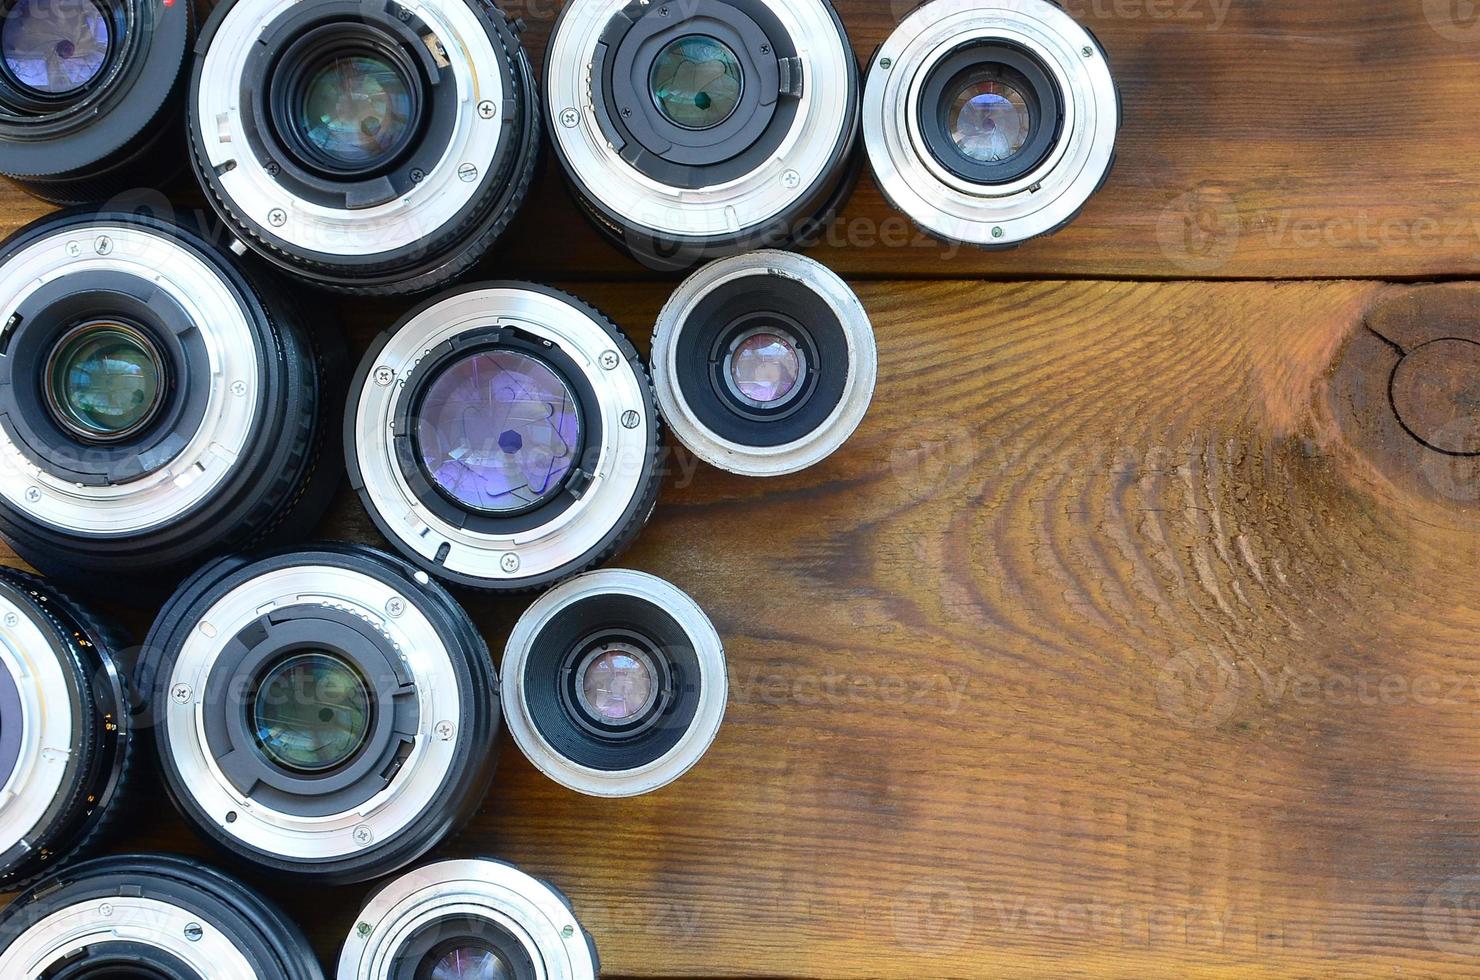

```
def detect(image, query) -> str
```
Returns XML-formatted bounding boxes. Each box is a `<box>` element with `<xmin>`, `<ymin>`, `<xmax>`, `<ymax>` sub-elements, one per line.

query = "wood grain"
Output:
<box><xmin>4</xmin><ymin>273</ymin><xmax>1480</xmax><ymax>978</ymax></box>
<box><xmin>4</xmin><ymin>1</ymin><xmax>1480</xmax><ymax>976</ymax></box>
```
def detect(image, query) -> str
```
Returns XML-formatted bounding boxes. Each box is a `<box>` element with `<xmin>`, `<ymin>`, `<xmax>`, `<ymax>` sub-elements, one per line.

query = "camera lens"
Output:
<box><xmin>0</xmin><ymin>210</ymin><xmax>341</xmax><ymax>595</ymax></box>
<box><xmin>339</xmin><ymin>858</ymin><xmax>598</xmax><ymax>980</ymax></box>
<box><xmin>190</xmin><ymin>0</ymin><xmax>539</xmax><ymax>295</ymax></box>
<box><xmin>0</xmin><ymin>0</ymin><xmax>192</xmax><ymax>204</ymax></box>
<box><xmin>545</xmin><ymin>0</ymin><xmax>860</xmax><ymax>270</ymax></box>
<box><xmin>502</xmin><ymin>569</ymin><xmax>726</xmax><ymax>797</ymax></box>
<box><xmin>347</xmin><ymin>283</ymin><xmax>661</xmax><ymax>592</ymax></box>
<box><xmin>138</xmin><ymin>543</ymin><xmax>500</xmax><ymax>884</ymax></box>
<box><xmin>863</xmin><ymin>0</ymin><xmax>1119</xmax><ymax>248</ymax></box>
<box><xmin>0</xmin><ymin>853</ymin><xmax>322</xmax><ymax>979</ymax></box>
<box><xmin>652</xmin><ymin>250</ymin><xmax>876</xmax><ymax>477</ymax></box>
<box><xmin>0</xmin><ymin>568</ymin><xmax>131</xmax><ymax>889</ymax></box>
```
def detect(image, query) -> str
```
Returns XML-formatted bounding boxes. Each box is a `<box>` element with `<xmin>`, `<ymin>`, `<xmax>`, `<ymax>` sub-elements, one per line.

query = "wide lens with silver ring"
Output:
<box><xmin>864</xmin><ymin>0</ymin><xmax>1119</xmax><ymax>248</ymax></box>
<box><xmin>347</xmin><ymin>283</ymin><xmax>661</xmax><ymax>592</ymax></box>
<box><xmin>138</xmin><ymin>543</ymin><xmax>500</xmax><ymax>884</ymax></box>
<box><xmin>0</xmin><ymin>0</ymin><xmax>192</xmax><ymax>204</ymax></box>
<box><xmin>503</xmin><ymin>569</ymin><xmax>726</xmax><ymax>797</ymax></box>
<box><xmin>0</xmin><ymin>567</ymin><xmax>130</xmax><ymax>889</ymax></box>
<box><xmin>0</xmin><ymin>210</ymin><xmax>340</xmax><ymax>594</ymax></box>
<box><xmin>653</xmin><ymin>249</ymin><xmax>875</xmax><ymax>477</ymax></box>
<box><xmin>0</xmin><ymin>853</ymin><xmax>323</xmax><ymax>979</ymax></box>
<box><xmin>338</xmin><ymin>858</ymin><xmax>598</xmax><ymax>980</ymax></box>
<box><xmin>545</xmin><ymin>0</ymin><xmax>859</xmax><ymax>270</ymax></box>
<box><xmin>190</xmin><ymin>0</ymin><xmax>539</xmax><ymax>295</ymax></box>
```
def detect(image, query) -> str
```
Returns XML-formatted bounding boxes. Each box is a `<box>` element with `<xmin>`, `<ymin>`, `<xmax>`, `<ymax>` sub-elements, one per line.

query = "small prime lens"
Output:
<box><xmin>0</xmin><ymin>0</ymin><xmax>193</xmax><ymax>204</ymax></box>
<box><xmin>0</xmin><ymin>853</ymin><xmax>323</xmax><ymax>979</ymax></box>
<box><xmin>545</xmin><ymin>0</ymin><xmax>860</xmax><ymax>270</ymax></box>
<box><xmin>0</xmin><ymin>567</ymin><xmax>131</xmax><ymax>889</ymax></box>
<box><xmin>190</xmin><ymin>0</ymin><xmax>539</xmax><ymax>294</ymax></box>
<box><xmin>139</xmin><ymin>543</ymin><xmax>500</xmax><ymax>884</ymax></box>
<box><xmin>0</xmin><ymin>210</ymin><xmax>342</xmax><ymax>595</ymax></box>
<box><xmin>339</xmin><ymin>859</ymin><xmax>598</xmax><ymax>980</ymax></box>
<box><xmin>348</xmin><ymin>283</ymin><xmax>661</xmax><ymax>591</ymax></box>
<box><xmin>502</xmin><ymin>569</ymin><xmax>727</xmax><ymax>797</ymax></box>
<box><xmin>652</xmin><ymin>250</ymin><xmax>876</xmax><ymax>477</ymax></box>
<box><xmin>864</xmin><ymin>0</ymin><xmax>1120</xmax><ymax>248</ymax></box>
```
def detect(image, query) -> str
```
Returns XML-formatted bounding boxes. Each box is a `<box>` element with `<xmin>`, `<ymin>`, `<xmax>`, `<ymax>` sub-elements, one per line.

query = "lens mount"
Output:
<box><xmin>653</xmin><ymin>250</ymin><xmax>876</xmax><ymax>477</ymax></box>
<box><xmin>0</xmin><ymin>568</ymin><xmax>130</xmax><ymax>890</ymax></box>
<box><xmin>191</xmin><ymin>0</ymin><xmax>539</xmax><ymax>294</ymax></box>
<box><xmin>139</xmin><ymin>543</ymin><xmax>499</xmax><ymax>883</ymax></box>
<box><xmin>339</xmin><ymin>859</ymin><xmax>598</xmax><ymax>980</ymax></box>
<box><xmin>0</xmin><ymin>210</ymin><xmax>340</xmax><ymax>592</ymax></box>
<box><xmin>347</xmin><ymin>283</ymin><xmax>661</xmax><ymax>591</ymax></box>
<box><xmin>863</xmin><ymin>0</ymin><xmax>1119</xmax><ymax>247</ymax></box>
<box><xmin>545</xmin><ymin>0</ymin><xmax>859</xmax><ymax>269</ymax></box>
<box><xmin>0</xmin><ymin>0</ymin><xmax>192</xmax><ymax>203</ymax></box>
<box><xmin>503</xmin><ymin>569</ymin><xmax>726</xmax><ymax>797</ymax></box>
<box><xmin>0</xmin><ymin>853</ymin><xmax>322</xmax><ymax>979</ymax></box>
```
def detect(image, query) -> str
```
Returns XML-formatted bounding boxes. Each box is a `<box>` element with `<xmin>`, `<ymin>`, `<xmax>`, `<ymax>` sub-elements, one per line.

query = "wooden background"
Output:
<box><xmin>6</xmin><ymin>0</ymin><xmax>1480</xmax><ymax>976</ymax></box>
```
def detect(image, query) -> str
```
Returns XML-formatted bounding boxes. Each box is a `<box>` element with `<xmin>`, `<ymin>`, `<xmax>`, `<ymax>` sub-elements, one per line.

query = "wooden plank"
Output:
<box><xmin>8</xmin><ymin>1</ymin><xmax>1480</xmax><ymax>279</ymax></box>
<box><xmin>7</xmin><ymin>276</ymin><xmax>1480</xmax><ymax>977</ymax></box>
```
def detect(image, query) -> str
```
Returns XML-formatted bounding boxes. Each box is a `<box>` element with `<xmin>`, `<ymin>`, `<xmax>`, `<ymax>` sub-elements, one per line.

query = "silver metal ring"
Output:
<box><xmin>652</xmin><ymin>250</ymin><xmax>877</xmax><ymax>476</ymax></box>
<box><xmin>0</xmin><ymin>897</ymin><xmax>257</xmax><ymax>979</ymax></box>
<box><xmin>546</xmin><ymin>0</ymin><xmax>855</xmax><ymax>241</ymax></box>
<box><xmin>161</xmin><ymin>564</ymin><xmax>462</xmax><ymax>862</ymax></box>
<box><xmin>194</xmin><ymin>0</ymin><xmax>508</xmax><ymax>259</ymax></box>
<box><xmin>351</xmin><ymin>285</ymin><xmax>655</xmax><ymax>587</ymax></box>
<box><xmin>0</xmin><ymin>594</ymin><xmax>71</xmax><ymax>859</ymax></box>
<box><xmin>0</xmin><ymin>223</ymin><xmax>259</xmax><ymax>535</ymax></box>
<box><xmin>864</xmin><ymin>0</ymin><xmax>1118</xmax><ymax>246</ymax></box>
<box><xmin>502</xmin><ymin>569</ymin><xmax>727</xmax><ymax>797</ymax></box>
<box><xmin>339</xmin><ymin>859</ymin><xmax>597</xmax><ymax>980</ymax></box>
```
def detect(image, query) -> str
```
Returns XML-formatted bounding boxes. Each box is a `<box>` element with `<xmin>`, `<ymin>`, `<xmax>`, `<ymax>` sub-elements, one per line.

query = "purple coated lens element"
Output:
<box><xmin>427</xmin><ymin>947</ymin><xmax>512</xmax><ymax>980</ymax></box>
<box><xmin>1</xmin><ymin>0</ymin><xmax>111</xmax><ymax>95</ymax></box>
<box><xmin>416</xmin><ymin>349</ymin><xmax>581</xmax><ymax>514</ymax></box>
<box><xmin>577</xmin><ymin>643</ymin><xmax>657</xmax><ymax>723</ymax></box>
<box><xmin>730</xmin><ymin>330</ymin><xmax>802</xmax><ymax>404</ymax></box>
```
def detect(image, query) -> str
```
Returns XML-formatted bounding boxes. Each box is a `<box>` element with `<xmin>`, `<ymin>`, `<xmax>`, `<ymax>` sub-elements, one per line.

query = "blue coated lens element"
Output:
<box><xmin>1</xmin><ymin>0</ymin><xmax>111</xmax><ymax>95</ymax></box>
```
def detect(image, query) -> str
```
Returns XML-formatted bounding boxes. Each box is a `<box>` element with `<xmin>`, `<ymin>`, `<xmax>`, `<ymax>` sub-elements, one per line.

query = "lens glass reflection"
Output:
<box><xmin>949</xmin><ymin>76</ymin><xmax>1032</xmax><ymax>163</ymax></box>
<box><xmin>1</xmin><ymin>0</ymin><xmax>110</xmax><ymax>96</ymax></box>
<box><xmin>649</xmin><ymin>34</ymin><xmax>742</xmax><ymax>130</ymax></box>
<box><xmin>296</xmin><ymin>52</ymin><xmax>414</xmax><ymax>169</ymax></box>
<box><xmin>45</xmin><ymin>321</ymin><xmax>164</xmax><ymax>441</ymax></box>
<box><xmin>252</xmin><ymin>652</ymin><xmax>372</xmax><ymax>773</ymax></box>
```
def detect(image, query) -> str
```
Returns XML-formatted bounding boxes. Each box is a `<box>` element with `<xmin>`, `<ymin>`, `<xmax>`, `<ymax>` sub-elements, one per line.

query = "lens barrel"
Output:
<box><xmin>0</xmin><ymin>567</ymin><xmax>131</xmax><ymax>890</ymax></box>
<box><xmin>0</xmin><ymin>853</ymin><xmax>323</xmax><ymax>979</ymax></box>
<box><xmin>347</xmin><ymin>283</ymin><xmax>661</xmax><ymax>592</ymax></box>
<box><xmin>652</xmin><ymin>249</ymin><xmax>876</xmax><ymax>476</ymax></box>
<box><xmin>0</xmin><ymin>0</ymin><xmax>193</xmax><ymax>204</ymax></box>
<box><xmin>502</xmin><ymin>568</ymin><xmax>727</xmax><ymax>797</ymax></box>
<box><xmin>189</xmin><ymin>0</ymin><xmax>539</xmax><ymax>295</ymax></box>
<box><xmin>0</xmin><ymin>209</ymin><xmax>341</xmax><ymax>595</ymax></box>
<box><xmin>139</xmin><ymin>543</ymin><xmax>500</xmax><ymax>884</ymax></box>
<box><xmin>545</xmin><ymin>0</ymin><xmax>860</xmax><ymax>270</ymax></box>
<box><xmin>339</xmin><ymin>858</ymin><xmax>598</xmax><ymax>980</ymax></box>
<box><xmin>863</xmin><ymin>0</ymin><xmax>1119</xmax><ymax>248</ymax></box>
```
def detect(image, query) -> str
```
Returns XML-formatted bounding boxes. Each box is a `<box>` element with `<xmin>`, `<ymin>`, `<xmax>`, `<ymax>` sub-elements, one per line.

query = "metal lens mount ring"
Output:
<box><xmin>0</xmin><ymin>568</ymin><xmax>129</xmax><ymax>888</ymax></box>
<box><xmin>349</xmin><ymin>284</ymin><xmax>659</xmax><ymax>590</ymax></box>
<box><xmin>0</xmin><ymin>221</ymin><xmax>259</xmax><ymax>537</ymax></box>
<box><xmin>864</xmin><ymin>0</ymin><xmax>1119</xmax><ymax>247</ymax></box>
<box><xmin>156</xmin><ymin>557</ymin><xmax>476</xmax><ymax>876</ymax></box>
<box><xmin>653</xmin><ymin>250</ymin><xmax>877</xmax><ymax>477</ymax></box>
<box><xmin>192</xmin><ymin>0</ymin><xmax>528</xmax><ymax>285</ymax></box>
<box><xmin>503</xmin><ymin>568</ymin><xmax>727</xmax><ymax>798</ymax></box>
<box><xmin>546</xmin><ymin>0</ymin><xmax>856</xmax><ymax>250</ymax></box>
<box><xmin>0</xmin><ymin>854</ymin><xmax>321</xmax><ymax>979</ymax></box>
<box><xmin>339</xmin><ymin>859</ymin><xmax>598</xmax><ymax>980</ymax></box>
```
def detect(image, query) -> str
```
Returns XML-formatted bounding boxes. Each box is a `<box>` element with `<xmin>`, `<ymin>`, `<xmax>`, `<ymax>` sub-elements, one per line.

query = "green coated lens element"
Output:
<box><xmin>252</xmin><ymin>652</ymin><xmax>373</xmax><ymax>774</ymax></box>
<box><xmin>649</xmin><ymin>34</ymin><xmax>742</xmax><ymax>130</ymax></box>
<box><xmin>44</xmin><ymin>321</ymin><xmax>164</xmax><ymax>442</ymax></box>
<box><xmin>297</xmin><ymin>53</ymin><xmax>414</xmax><ymax>169</ymax></box>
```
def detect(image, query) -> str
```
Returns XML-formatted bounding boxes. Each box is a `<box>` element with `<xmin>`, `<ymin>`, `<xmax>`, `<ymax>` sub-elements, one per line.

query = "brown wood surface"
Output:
<box><xmin>5</xmin><ymin>1</ymin><xmax>1480</xmax><ymax>978</ymax></box>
